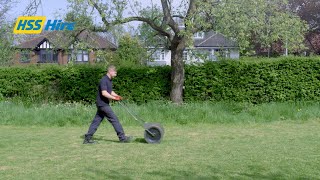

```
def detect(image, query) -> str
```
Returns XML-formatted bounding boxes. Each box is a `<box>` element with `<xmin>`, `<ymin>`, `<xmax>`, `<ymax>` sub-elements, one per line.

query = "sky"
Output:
<box><xmin>7</xmin><ymin>0</ymin><xmax>185</xmax><ymax>33</ymax></box>
<box><xmin>7</xmin><ymin>0</ymin><xmax>149</xmax><ymax>30</ymax></box>
<box><xmin>8</xmin><ymin>0</ymin><xmax>69</xmax><ymax>20</ymax></box>
<box><xmin>8</xmin><ymin>0</ymin><xmax>183</xmax><ymax>21</ymax></box>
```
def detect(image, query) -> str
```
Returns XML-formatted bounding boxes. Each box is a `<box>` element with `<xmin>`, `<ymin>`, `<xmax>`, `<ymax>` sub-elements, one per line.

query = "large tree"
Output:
<box><xmin>288</xmin><ymin>0</ymin><xmax>320</xmax><ymax>33</ymax></box>
<box><xmin>81</xmin><ymin>0</ymin><xmax>218</xmax><ymax>104</ymax></box>
<box><xmin>288</xmin><ymin>0</ymin><xmax>320</xmax><ymax>54</ymax></box>
<box><xmin>214</xmin><ymin>0</ymin><xmax>307</xmax><ymax>56</ymax></box>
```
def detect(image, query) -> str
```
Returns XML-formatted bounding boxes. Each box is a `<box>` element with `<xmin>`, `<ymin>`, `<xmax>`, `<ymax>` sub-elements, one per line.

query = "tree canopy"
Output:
<box><xmin>214</xmin><ymin>0</ymin><xmax>307</xmax><ymax>56</ymax></box>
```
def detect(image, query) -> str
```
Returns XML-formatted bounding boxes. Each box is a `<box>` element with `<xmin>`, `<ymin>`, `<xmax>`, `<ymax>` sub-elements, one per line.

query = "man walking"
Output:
<box><xmin>83</xmin><ymin>65</ymin><xmax>132</xmax><ymax>144</ymax></box>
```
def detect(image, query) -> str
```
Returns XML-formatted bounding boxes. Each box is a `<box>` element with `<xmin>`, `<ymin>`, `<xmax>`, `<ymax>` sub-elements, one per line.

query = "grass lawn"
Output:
<box><xmin>1</xmin><ymin>120</ymin><xmax>320</xmax><ymax>179</ymax></box>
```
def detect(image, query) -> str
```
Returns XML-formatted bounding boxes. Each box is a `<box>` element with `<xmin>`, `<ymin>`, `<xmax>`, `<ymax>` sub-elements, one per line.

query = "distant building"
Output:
<box><xmin>14</xmin><ymin>30</ymin><xmax>117</xmax><ymax>65</ymax></box>
<box><xmin>147</xmin><ymin>31</ymin><xmax>239</xmax><ymax>66</ymax></box>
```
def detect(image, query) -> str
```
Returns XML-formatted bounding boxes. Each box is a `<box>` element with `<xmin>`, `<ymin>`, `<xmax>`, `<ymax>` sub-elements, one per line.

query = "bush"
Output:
<box><xmin>0</xmin><ymin>92</ymin><xmax>3</xmax><ymax>101</ymax></box>
<box><xmin>113</xmin><ymin>66</ymin><xmax>171</xmax><ymax>103</ymax></box>
<box><xmin>1</xmin><ymin>57</ymin><xmax>320</xmax><ymax>103</ymax></box>
<box><xmin>0</xmin><ymin>64</ymin><xmax>171</xmax><ymax>103</ymax></box>
<box><xmin>184</xmin><ymin>57</ymin><xmax>320</xmax><ymax>103</ymax></box>
<box><xmin>0</xmin><ymin>65</ymin><xmax>62</xmax><ymax>102</ymax></box>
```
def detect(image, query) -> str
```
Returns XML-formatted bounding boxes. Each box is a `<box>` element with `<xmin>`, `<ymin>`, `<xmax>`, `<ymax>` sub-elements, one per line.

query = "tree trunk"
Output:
<box><xmin>170</xmin><ymin>38</ymin><xmax>185</xmax><ymax>104</ymax></box>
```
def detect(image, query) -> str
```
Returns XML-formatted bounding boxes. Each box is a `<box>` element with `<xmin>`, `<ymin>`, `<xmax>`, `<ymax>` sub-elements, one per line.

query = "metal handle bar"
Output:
<box><xmin>118</xmin><ymin>101</ymin><xmax>156</xmax><ymax>137</ymax></box>
<box><xmin>118</xmin><ymin>101</ymin><xmax>145</xmax><ymax>126</ymax></box>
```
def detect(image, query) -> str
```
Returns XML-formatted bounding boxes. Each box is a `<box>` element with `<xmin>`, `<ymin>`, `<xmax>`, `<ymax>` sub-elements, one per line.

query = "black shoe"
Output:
<box><xmin>83</xmin><ymin>139</ymin><xmax>98</xmax><ymax>144</ymax></box>
<box><xmin>120</xmin><ymin>136</ymin><xmax>134</xmax><ymax>143</ymax></box>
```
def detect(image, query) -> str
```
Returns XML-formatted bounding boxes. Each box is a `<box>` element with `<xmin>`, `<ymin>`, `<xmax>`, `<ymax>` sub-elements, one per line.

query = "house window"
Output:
<box><xmin>77</xmin><ymin>50</ymin><xmax>89</xmax><ymax>62</ymax></box>
<box><xmin>161</xmin><ymin>51</ymin><xmax>165</xmax><ymax>61</ymax></box>
<box><xmin>39</xmin><ymin>49</ymin><xmax>58</xmax><ymax>63</ymax></box>
<box><xmin>208</xmin><ymin>49</ymin><xmax>217</xmax><ymax>60</ymax></box>
<box><xmin>194</xmin><ymin>32</ymin><xmax>204</xmax><ymax>39</ymax></box>
<box><xmin>214</xmin><ymin>49</ymin><xmax>230</xmax><ymax>58</ymax></box>
<box><xmin>69</xmin><ymin>50</ymin><xmax>89</xmax><ymax>62</ymax></box>
<box><xmin>183</xmin><ymin>51</ymin><xmax>188</xmax><ymax>61</ymax></box>
<box><xmin>152</xmin><ymin>50</ymin><xmax>165</xmax><ymax>61</ymax></box>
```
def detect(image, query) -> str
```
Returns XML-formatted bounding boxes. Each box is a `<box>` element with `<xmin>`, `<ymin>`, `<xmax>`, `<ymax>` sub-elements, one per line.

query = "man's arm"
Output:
<box><xmin>102</xmin><ymin>90</ymin><xmax>117</xmax><ymax>100</ymax></box>
<box><xmin>111</xmin><ymin>91</ymin><xmax>119</xmax><ymax>97</ymax></box>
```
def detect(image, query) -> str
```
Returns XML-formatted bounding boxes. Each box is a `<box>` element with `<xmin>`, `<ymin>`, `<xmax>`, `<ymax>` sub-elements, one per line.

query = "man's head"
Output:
<box><xmin>107</xmin><ymin>65</ymin><xmax>117</xmax><ymax>79</ymax></box>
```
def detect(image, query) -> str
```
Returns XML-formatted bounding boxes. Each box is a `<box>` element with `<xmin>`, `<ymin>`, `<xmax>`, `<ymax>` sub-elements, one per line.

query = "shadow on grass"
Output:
<box><xmin>84</xmin><ymin>165</ymin><xmax>312</xmax><ymax>179</ymax></box>
<box><xmin>149</xmin><ymin>168</ymin><xmax>220</xmax><ymax>180</ymax></box>
<box><xmin>85</xmin><ymin>169</ymin><xmax>133</xmax><ymax>180</ymax></box>
<box><xmin>86</xmin><ymin>167</ymin><xmax>220</xmax><ymax>179</ymax></box>
<box><xmin>237</xmin><ymin>165</ymin><xmax>312</xmax><ymax>180</ymax></box>
<box><xmin>80</xmin><ymin>135</ymin><xmax>147</xmax><ymax>143</ymax></box>
<box><xmin>149</xmin><ymin>168</ymin><xmax>311</xmax><ymax>180</ymax></box>
<box><xmin>85</xmin><ymin>168</ymin><xmax>218</xmax><ymax>180</ymax></box>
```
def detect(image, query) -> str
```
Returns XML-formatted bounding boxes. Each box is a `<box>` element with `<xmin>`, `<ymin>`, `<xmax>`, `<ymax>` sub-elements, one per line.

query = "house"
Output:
<box><xmin>147</xmin><ymin>31</ymin><xmax>239</xmax><ymax>66</ymax></box>
<box><xmin>14</xmin><ymin>30</ymin><xmax>117</xmax><ymax>65</ymax></box>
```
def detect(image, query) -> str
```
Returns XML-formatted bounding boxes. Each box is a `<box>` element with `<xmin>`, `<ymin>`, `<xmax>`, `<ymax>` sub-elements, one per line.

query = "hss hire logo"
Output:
<box><xmin>13</xmin><ymin>16</ymin><xmax>76</xmax><ymax>34</ymax></box>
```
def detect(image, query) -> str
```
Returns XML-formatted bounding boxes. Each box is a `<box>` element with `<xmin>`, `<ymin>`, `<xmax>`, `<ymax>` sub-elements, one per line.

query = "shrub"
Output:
<box><xmin>184</xmin><ymin>57</ymin><xmax>320</xmax><ymax>103</ymax></box>
<box><xmin>1</xmin><ymin>57</ymin><xmax>320</xmax><ymax>103</ymax></box>
<box><xmin>0</xmin><ymin>64</ymin><xmax>171</xmax><ymax>103</ymax></box>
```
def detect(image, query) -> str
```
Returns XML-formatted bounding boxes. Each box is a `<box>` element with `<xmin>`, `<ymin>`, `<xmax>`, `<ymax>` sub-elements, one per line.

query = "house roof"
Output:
<box><xmin>16</xmin><ymin>30</ymin><xmax>117</xmax><ymax>50</ymax></box>
<box><xmin>194</xmin><ymin>31</ymin><xmax>238</xmax><ymax>48</ymax></box>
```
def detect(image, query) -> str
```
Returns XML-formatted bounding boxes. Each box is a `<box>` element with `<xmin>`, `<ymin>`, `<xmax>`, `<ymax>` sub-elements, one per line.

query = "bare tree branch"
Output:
<box><xmin>23</xmin><ymin>0</ymin><xmax>42</xmax><ymax>16</ymax></box>
<box><xmin>89</xmin><ymin>0</ymin><xmax>172</xmax><ymax>40</ymax></box>
<box><xmin>94</xmin><ymin>16</ymin><xmax>172</xmax><ymax>38</ymax></box>
<box><xmin>90</xmin><ymin>1</ymin><xmax>110</xmax><ymax>26</ymax></box>
<box><xmin>160</xmin><ymin>0</ymin><xmax>180</xmax><ymax>33</ymax></box>
<box><xmin>0</xmin><ymin>0</ymin><xmax>13</xmax><ymax>20</ymax></box>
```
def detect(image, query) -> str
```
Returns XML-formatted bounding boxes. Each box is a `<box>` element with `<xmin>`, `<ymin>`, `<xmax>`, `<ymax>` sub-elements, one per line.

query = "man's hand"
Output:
<box><xmin>114</xmin><ymin>96</ymin><xmax>123</xmax><ymax>101</ymax></box>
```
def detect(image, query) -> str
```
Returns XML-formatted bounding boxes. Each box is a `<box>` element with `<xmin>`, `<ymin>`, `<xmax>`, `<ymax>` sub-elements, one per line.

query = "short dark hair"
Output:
<box><xmin>107</xmin><ymin>65</ymin><xmax>116</xmax><ymax>72</ymax></box>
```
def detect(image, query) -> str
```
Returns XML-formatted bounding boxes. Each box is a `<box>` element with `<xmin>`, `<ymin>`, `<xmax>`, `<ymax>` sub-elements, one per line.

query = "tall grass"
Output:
<box><xmin>1</xmin><ymin>100</ymin><xmax>320</xmax><ymax>127</ymax></box>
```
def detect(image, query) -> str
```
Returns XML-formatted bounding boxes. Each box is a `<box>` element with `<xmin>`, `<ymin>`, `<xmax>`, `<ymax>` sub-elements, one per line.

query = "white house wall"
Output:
<box><xmin>164</xmin><ymin>51</ymin><xmax>171</xmax><ymax>65</ymax></box>
<box><xmin>147</xmin><ymin>49</ymin><xmax>171</xmax><ymax>66</ymax></box>
<box><xmin>229</xmin><ymin>49</ymin><xmax>240</xmax><ymax>59</ymax></box>
<box><xmin>185</xmin><ymin>47</ymin><xmax>240</xmax><ymax>64</ymax></box>
<box><xmin>148</xmin><ymin>48</ymin><xmax>239</xmax><ymax>66</ymax></box>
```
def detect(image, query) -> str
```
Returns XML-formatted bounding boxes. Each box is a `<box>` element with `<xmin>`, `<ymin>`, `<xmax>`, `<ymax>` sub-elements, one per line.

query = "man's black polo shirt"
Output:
<box><xmin>96</xmin><ymin>75</ymin><xmax>113</xmax><ymax>107</ymax></box>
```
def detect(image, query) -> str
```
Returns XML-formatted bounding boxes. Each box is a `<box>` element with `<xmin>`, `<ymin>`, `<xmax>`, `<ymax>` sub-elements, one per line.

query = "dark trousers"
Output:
<box><xmin>85</xmin><ymin>105</ymin><xmax>126</xmax><ymax>141</ymax></box>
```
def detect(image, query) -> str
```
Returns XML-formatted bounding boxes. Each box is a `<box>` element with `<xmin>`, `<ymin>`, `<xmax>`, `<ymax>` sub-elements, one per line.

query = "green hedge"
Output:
<box><xmin>185</xmin><ymin>57</ymin><xmax>320</xmax><ymax>103</ymax></box>
<box><xmin>1</xmin><ymin>57</ymin><xmax>320</xmax><ymax>103</ymax></box>
<box><xmin>0</xmin><ymin>64</ymin><xmax>171</xmax><ymax>103</ymax></box>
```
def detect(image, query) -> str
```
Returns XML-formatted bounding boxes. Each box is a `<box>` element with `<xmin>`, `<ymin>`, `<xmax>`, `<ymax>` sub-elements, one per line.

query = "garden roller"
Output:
<box><xmin>118</xmin><ymin>101</ymin><xmax>164</xmax><ymax>144</ymax></box>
